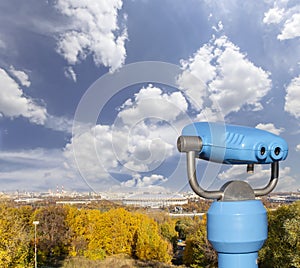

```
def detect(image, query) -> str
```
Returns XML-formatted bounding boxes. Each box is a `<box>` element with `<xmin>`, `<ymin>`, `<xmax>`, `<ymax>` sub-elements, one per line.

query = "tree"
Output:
<box><xmin>175</xmin><ymin>217</ymin><xmax>198</xmax><ymax>240</ymax></box>
<box><xmin>65</xmin><ymin>206</ymin><xmax>89</xmax><ymax>257</ymax></box>
<box><xmin>183</xmin><ymin>215</ymin><xmax>217</xmax><ymax>268</ymax></box>
<box><xmin>259</xmin><ymin>201</ymin><xmax>300</xmax><ymax>268</ymax></box>
<box><xmin>133</xmin><ymin>213</ymin><xmax>172</xmax><ymax>263</ymax></box>
<box><xmin>33</xmin><ymin>205</ymin><xmax>70</xmax><ymax>265</ymax></box>
<box><xmin>81</xmin><ymin>207</ymin><xmax>172</xmax><ymax>262</ymax></box>
<box><xmin>0</xmin><ymin>204</ymin><xmax>33</xmax><ymax>267</ymax></box>
<box><xmin>159</xmin><ymin>218</ymin><xmax>178</xmax><ymax>248</ymax></box>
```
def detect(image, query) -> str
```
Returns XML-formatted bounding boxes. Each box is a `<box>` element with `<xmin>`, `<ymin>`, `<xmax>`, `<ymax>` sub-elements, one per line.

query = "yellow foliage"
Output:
<box><xmin>66</xmin><ymin>207</ymin><xmax>172</xmax><ymax>263</ymax></box>
<box><xmin>0</xmin><ymin>204</ymin><xmax>33</xmax><ymax>267</ymax></box>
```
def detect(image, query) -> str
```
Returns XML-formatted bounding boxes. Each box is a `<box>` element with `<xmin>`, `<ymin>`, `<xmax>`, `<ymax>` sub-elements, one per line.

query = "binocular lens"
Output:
<box><xmin>274</xmin><ymin>147</ymin><xmax>281</xmax><ymax>156</ymax></box>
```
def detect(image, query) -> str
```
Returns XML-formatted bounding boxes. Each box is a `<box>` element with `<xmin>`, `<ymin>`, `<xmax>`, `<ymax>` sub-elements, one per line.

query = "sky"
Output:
<box><xmin>0</xmin><ymin>0</ymin><xmax>300</xmax><ymax>194</ymax></box>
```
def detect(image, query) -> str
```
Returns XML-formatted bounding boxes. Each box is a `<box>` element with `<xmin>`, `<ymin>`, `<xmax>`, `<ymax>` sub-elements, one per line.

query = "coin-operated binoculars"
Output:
<box><xmin>177</xmin><ymin>122</ymin><xmax>288</xmax><ymax>268</ymax></box>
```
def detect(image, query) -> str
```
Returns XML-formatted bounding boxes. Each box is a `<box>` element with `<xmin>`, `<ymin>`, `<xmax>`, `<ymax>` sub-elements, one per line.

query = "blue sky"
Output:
<box><xmin>0</xmin><ymin>0</ymin><xmax>300</xmax><ymax>193</ymax></box>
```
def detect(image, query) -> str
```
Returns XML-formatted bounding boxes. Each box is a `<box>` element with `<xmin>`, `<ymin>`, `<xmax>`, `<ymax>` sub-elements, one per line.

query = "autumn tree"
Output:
<box><xmin>67</xmin><ymin>207</ymin><xmax>172</xmax><ymax>262</ymax></box>
<box><xmin>0</xmin><ymin>204</ymin><xmax>33</xmax><ymax>268</ymax></box>
<box><xmin>183</xmin><ymin>215</ymin><xmax>217</xmax><ymax>267</ymax></box>
<box><xmin>65</xmin><ymin>205</ymin><xmax>89</xmax><ymax>257</ymax></box>
<box><xmin>259</xmin><ymin>201</ymin><xmax>300</xmax><ymax>268</ymax></box>
<box><xmin>133</xmin><ymin>213</ymin><xmax>172</xmax><ymax>263</ymax></box>
<box><xmin>159</xmin><ymin>218</ymin><xmax>178</xmax><ymax>248</ymax></box>
<box><xmin>33</xmin><ymin>205</ymin><xmax>70</xmax><ymax>265</ymax></box>
<box><xmin>175</xmin><ymin>217</ymin><xmax>196</xmax><ymax>240</ymax></box>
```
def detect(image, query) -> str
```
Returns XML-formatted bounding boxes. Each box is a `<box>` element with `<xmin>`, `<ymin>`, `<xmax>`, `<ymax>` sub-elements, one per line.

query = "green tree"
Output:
<box><xmin>175</xmin><ymin>217</ymin><xmax>195</xmax><ymax>240</ymax></box>
<box><xmin>159</xmin><ymin>218</ymin><xmax>177</xmax><ymax>240</ymax></box>
<box><xmin>183</xmin><ymin>215</ymin><xmax>217</xmax><ymax>268</ymax></box>
<box><xmin>259</xmin><ymin>201</ymin><xmax>300</xmax><ymax>268</ymax></box>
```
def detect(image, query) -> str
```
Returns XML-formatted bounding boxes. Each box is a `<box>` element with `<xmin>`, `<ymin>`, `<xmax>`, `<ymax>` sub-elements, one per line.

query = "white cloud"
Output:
<box><xmin>64</xmin><ymin>85</ymin><xmax>187</xmax><ymax>183</ymax></box>
<box><xmin>263</xmin><ymin>7</ymin><xmax>285</xmax><ymax>24</ymax></box>
<box><xmin>64</xmin><ymin>124</ymin><xmax>117</xmax><ymax>180</ymax></box>
<box><xmin>0</xmin><ymin>68</ymin><xmax>47</xmax><ymax>124</ymax></box>
<box><xmin>278</xmin><ymin>13</ymin><xmax>300</xmax><ymax>40</ymax></box>
<box><xmin>0</xmin><ymin>149</ymin><xmax>77</xmax><ymax>191</ymax></box>
<box><xmin>296</xmin><ymin>144</ymin><xmax>300</xmax><ymax>151</ymax></box>
<box><xmin>284</xmin><ymin>75</ymin><xmax>300</xmax><ymax>118</ymax></box>
<box><xmin>178</xmin><ymin>36</ymin><xmax>271</xmax><ymax>115</ymax></box>
<box><xmin>209</xmin><ymin>36</ymin><xmax>271</xmax><ymax>114</ymax></box>
<box><xmin>212</xmin><ymin>21</ymin><xmax>224</xmax><ymax>32</ymax></box>
<box><xmin>218</xmin><ymin>165</ymin><xmax>248</xmax><ymax>181</ymax></box>
<box><xmin>55</xmin><ymin>0</ymin><xmax>127</xmax><ymax>72</ymax></box>
<box><xmin>178</xmin><ymin>43</ymin><xmax>216</xmax><ymax>110</ymax></box>
<box><xmin>65</xmin><ymin>120</ymin><xmax>176</xmax><ymax>181</ymax></box>
<box><xmin>45</xmin><ymin>114</ymin><xmax>73</xmax><ymax>133</ymax></box>
<box><xmin>218</xmin><ymin>164</ymin><xmax>299</xmax><ymax>192</ymax></box>
<box><xmin>117</xmin><ymin>84</ymin><xmax>188</xmax><ymax>125</ymax></box>
<box><xmin>275</xmin><ymin>166</ymin><xmax>300</xmax><ymax>192</ymax></box>
<box><xmin>121</xmin><ymin>174</ymin><xmax>167</xmax><ymax>188</ymax></box>
<box><xmin>255</xmin><ymin>123</ymin><xmax>284</xmax><ymax>135</ymax></box>
<box><xmin>8</xmin><ymin>66</ymin><xmax>31</xmax><ymax>87</ymax></box>
<box><xmin>263</xmin><ymin>1</ymin><xmax>300</xmax><ymax>41</ymax></box>
<box><xmin>0</xmin><ymin>67</ymin><xmax>73</xmax><ymax>132</ymax></box>
<box><xmin>64</xmin><ymin>66</ymin><xmax>77</xmax><ymax>82</ymax></box>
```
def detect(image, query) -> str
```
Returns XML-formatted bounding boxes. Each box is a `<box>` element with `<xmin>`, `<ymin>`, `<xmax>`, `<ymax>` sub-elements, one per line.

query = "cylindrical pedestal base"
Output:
<box><xmin>207</xmin><ymin>200</ymin><xmax>267</xmax><ymax>268</ymax></box>
<box><xmin>218</xmin><ymin>252</ymin><xmax>258</xmax><ymax>268</ymax></box>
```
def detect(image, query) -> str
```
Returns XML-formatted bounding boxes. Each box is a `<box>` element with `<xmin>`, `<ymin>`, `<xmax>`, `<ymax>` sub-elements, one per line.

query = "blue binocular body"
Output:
<box><xmin>181</xmin><ymin>122</ymin><xmax>288</xmax><ymax>165</ymax></box>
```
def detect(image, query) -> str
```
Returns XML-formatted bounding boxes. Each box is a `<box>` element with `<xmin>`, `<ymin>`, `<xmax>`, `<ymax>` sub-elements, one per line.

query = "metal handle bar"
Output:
<box><xmin>178</xmin><ymin>136</ymin><xmax>280</xmax><ymax>200</ymax></box>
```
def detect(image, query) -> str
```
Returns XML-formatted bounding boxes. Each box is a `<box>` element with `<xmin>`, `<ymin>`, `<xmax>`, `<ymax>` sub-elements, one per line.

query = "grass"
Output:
<box><xmin>60</xmin><ymin>254</ymin><xmax>186</xmax><ymax>268</ymax></box>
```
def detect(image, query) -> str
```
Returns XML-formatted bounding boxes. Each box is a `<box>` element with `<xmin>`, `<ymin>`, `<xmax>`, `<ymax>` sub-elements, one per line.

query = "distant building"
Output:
<box><xmin>268</xmin><ymin>193</ymin><xmax>300</xmax><ymax>203</ymax></box>
<box><xmin>122</xmin><ymin>193</ymin><xmax>188</xmax><ymax>208</ymax></box>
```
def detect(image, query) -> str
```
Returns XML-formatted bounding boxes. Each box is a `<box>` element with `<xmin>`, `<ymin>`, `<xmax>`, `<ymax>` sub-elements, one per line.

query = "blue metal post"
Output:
<box><xmin>207</xmin><ymin>200</ymin><xmax>267</xmax><ymax>268</ymax></box>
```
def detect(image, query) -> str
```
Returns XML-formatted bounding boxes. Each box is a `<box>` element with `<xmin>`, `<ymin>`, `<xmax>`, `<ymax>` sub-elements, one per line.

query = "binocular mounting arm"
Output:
<box><xmin>187</xmin><ymin>150</ymin><xmax>223</xmax><ymax>200</ymax></box>
<box><xmin>179</xmin><ymin>136</ymin><xmax>280</xmax><ymax>200</ymax></box>
<box><xmin>253</xmin><ymin>162</ymin><xmax>279</xmax><ymax>197</ymax></box>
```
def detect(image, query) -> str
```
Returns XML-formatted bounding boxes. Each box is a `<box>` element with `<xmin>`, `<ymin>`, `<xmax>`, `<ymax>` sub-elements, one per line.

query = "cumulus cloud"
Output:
<box><xmin>64</xmin><ymin>84</ymin><xmax>188</xmax><ymax>186</ymax></box>
<box><xmin>296</xmin><ymin>144</ymin><xmax>300</xmax><ymax>151</ymax></box>
<box><xmin>117</xmin><ymin>84</ymin><xmax>188</xmax><ymax>125</ymax></box>
<box><xmin>255</xmin><ymin>123</ymin><xmax>284</xmax><ymax>135</ymax></box>
<box><xmin>0</xmin><ymin>67</ymin><xmax>73</xmax><ymax>132</ymax></box>
<box><xmin>0</xmin><ymin>68</ymin><xmax>47</xmax><ymax>124</ymax></box>
<box><xmin>55</xmin><ymin>0</ymin><xmax>127</xmax><ymax>72</ymax></box>
<box><xmin>121</xmin><ymin>174</ymin><xmax>167</xmax><ymax>188</ymax></box>
<box><xmin>218</xmin><ymin>164</ymin><xmax>299</xmax><ymax>192</ymax></box>
<box><xmin>178</xmin><ymin>43</ymin><xmax>216</xmax><ymax>110</ymax></box>
<box><xmin>8</xmin><ymin>66</ymin><xmax>31</xmax><ymax>87</ymax></box>
<box><xmin>284</xmin><ymin>75</ymin><xmax>300</xmax><ymax>118</ymax></box>
<box><xmin>263</xmin><ymin>7</ymin><xmax>285</xmax><ymax>24</ymax></box>
<box><xmin>178</xmin><ymin>36</ymin><xmax>271</xmax><ymax>116</ymax></box>
<box><xmin>263</xmin><ymin>1</ymin><xmax>300</xmax><ymax>40</ymax></box>
<box><xmin>278</xmin><ymin>13</ymin><xmax>300</xmax><ymax>40</ymax></box>
<box><xmin>64</xmin><ymin>124</ymin><xmax>117</xmax><ymax>180</ymax></box>
<box><xmin>209</xmin><ymin>36</ymin><xmax>271</xmax><ymax>114</ymax></box>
